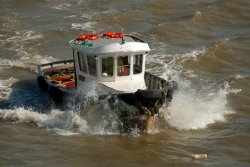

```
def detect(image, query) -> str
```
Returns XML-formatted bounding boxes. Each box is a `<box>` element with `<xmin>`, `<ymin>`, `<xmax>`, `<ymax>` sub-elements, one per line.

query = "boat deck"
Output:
<box><xmin>38</xmin><ymin>60</ymin><xmax>76</xmax><ymax>89</ymax></box>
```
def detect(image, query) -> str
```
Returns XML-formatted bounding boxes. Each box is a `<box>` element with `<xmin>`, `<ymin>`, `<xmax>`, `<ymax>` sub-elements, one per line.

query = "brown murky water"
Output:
<box><xmin>0</xmin><ymin>0</ymin><xmax>250</xmax><ymax>166</ymax></box>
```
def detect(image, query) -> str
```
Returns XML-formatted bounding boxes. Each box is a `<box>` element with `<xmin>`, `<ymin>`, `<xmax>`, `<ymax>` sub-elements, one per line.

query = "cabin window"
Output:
<box><xmin>117</xmin><ymin>56</ymin><xmax>130</xmax><ymax>76</ymax></box>
<box><xmin>78</xmin><ymin>52</ymin><xmax>88</xmax><ymax>73</ymax></box>
<box><xmin>87</xmin><ymin>55</ymin><xmax>96</xmax><ymax>76</ymax></box>
<box><xmin>102</xmin><ymin>57</ymin><xmax>113</xmax><ymax>77</ymax></box>
<box><xmin>133</xmin><ymin>54</ymin><xmax>143</xmax><ymax>74</ymax></box>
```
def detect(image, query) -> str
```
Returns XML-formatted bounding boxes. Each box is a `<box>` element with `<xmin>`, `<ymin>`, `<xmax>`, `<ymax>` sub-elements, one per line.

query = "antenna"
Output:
<box><xmin>121</xmin><ymin>37</ymin><xmax>126</xmax><ymax>44</ymax></box>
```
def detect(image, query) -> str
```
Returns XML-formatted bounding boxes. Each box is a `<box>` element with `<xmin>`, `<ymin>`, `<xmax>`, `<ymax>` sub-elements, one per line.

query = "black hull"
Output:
<box><xmin>37</xmin><ymin>60</ymin><xmax>177</xmax><ymax>132</ymax></box>
<box><xmin>37</xmin><ymin>76</ymin><xmax>74</xmax><ymax>106</ymax></box>
<box><xmin>38</xmin><ymin>75</ymin><xmax>174</xmax><ymax>110</ymax></box>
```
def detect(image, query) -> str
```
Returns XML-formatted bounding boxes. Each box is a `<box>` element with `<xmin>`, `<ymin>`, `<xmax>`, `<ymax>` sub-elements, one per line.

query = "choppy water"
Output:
<box><xmin>0</xmin><ymin>0</ymin><xmax>250</xmax><ymax>166</ymax></box>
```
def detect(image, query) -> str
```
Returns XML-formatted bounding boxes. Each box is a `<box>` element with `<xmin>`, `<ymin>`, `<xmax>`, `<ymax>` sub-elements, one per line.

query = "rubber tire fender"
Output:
<box><xmin>135</xmin><ymin>89</ymin><xmax>164</xmax><ymax>99</ymax></box>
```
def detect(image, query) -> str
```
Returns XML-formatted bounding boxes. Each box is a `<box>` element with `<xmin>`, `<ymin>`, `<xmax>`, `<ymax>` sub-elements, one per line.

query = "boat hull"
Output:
<box><xmin>37</xmin><ymin>60</ymin><xmax>176</xmax><ymax>133</ymax></box>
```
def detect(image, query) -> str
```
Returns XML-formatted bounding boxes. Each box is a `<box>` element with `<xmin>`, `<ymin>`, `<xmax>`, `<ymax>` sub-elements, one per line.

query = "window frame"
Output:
<box><xmin>133</xmin><ymin>54</ymin><xmax>143</xmax><ymax>74</ymax></box>
<box><xmin>77</xmin><ymin>52</ymin><xmax>88</xmax><ymax>73</ymax></box>
<box><xmin>117</xmin><ymin>55</ymin><xmax>131</xmax><ymax>77</ymax></box>
<box><xmin>87</xmin><ymin>55</ymin><xmax>97</xmax><ymax>76</ymax></box>
<box><xmin>101</xmin><ymin>56</ymin><xmax>114</xmax><ymax>77</ymax></box>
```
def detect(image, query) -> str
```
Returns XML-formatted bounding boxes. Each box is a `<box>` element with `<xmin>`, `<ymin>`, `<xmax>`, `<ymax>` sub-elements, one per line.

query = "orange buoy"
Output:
<box><xmin>86</xmin><ymin>34</ymin><xmax>99</xmax><ymax>40</ymax></box>
<box><xmin>103</xmin><ymin>32</ymin><xmax>124</xmax><ymax>38</ymax></box>
<box><xmin>77</xmin><ymin>35</ymin><xmax>86</xmax><ymax>40</ymax></box>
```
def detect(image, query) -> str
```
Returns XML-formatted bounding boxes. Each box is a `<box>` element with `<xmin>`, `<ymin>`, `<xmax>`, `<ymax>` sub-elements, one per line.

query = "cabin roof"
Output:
<box><xmin>69</xmin><ymin>34</ymin><xmax>150</xmax><ymax>55</ymax></box>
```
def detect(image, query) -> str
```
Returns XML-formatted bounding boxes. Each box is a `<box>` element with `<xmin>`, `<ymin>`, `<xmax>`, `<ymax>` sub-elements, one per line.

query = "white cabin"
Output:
<box><xmin>69</xmin><ymin>33</ymin><xmax>150</xmax><ymax>94</ymax></box>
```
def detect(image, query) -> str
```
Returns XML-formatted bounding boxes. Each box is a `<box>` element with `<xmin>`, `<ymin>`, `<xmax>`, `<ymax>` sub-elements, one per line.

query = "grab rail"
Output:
<box><xmin>37</xmin><ymin>59</ymin><xmax>73</xmax><ymax>74</ymax></box>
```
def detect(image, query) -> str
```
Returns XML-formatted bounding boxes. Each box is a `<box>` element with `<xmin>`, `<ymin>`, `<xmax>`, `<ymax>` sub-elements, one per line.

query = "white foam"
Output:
<box><xmin>227</xmin><ymin>74</ymin><xmax>246</xmax><ymax>81</ymax></box>
<box><xmin>146</xmin><ymin>48</ymin><xmax>207</xmax><ymax>81</ymax></box>
<box><xmin>76</xmin><ymin>81</ymin><xmax>99</xmax><ymax>99</ymax></box>
<box><xmin>0</xmin><ymin>55</ymin><xmax>57</xmax><ymax>72</ymax></box>
<box><xmin>169</xmin><ymin>48</ymin><xmax>207</xmax><ymax>64</ymax></box>
<box><xmin>6</xmin><ymin>30</ymin><xmax>43</xmax><ymax>43</ymax></box>
<box><xmin>81</xmin><ymin>99</ymin><xmax>122</xmax><ymax>135</ymax></box>
<box><xmin>71</xmin><ymin>22</ymin><xmax>96</xmax><ymax>31</ymax></box>
<box><xmin>0</xmin><ymin>89</ymin><xmax>124</xmax><ymax>135</ymax></box>
<box><xmin>78</xmin><ymin>9</ymin><xmax>118</xmax><ymax>20</ymax></box>
<box><xmin>162</xmin><ymin>81</ymin><xmax>238</xmax><ymax>130</ymax></box>
<box><xmin>0</xmin><ymin>102</ymin><xmax>125</xmax><ymax>135</ymax></box>
<box><xmin>0</xmin><ymin>78</ymin><xmax>17</xmax><ymax>100</ymax></box>
<box><xmin>147</xmin><ymin>49</ymin><xmax>205</xmax><ymax>78</ymax></box>
<box><xmin>81</xmin><ymin>14</ymin><xmax>93</xmax><ymax>19</ymax></box>
<box><xmin>0</xmin><ymin>108</ymin><xmax>47</xmax><ymax>123</ymax></box>
<box><xmin>0</xmin><ymin>108</ymin><xmax>88</xmax><ymax>135</ymax></box>
<box><xmin>234</xmin><ymin>74</ymin><xmax>244</xmax><ymax>79</ymax></box>
<box><xmin>0</xmin><ymin>30</ymin><xmax>54</xmax><ymax>71</ymax></box>
<box><xmin>0</xmin><ymin>79</ymin><xmax>122</xmax><ymax>136</ymax></box>
<box><xmin>147</xmin><ymin>45</ymin><xmax>239</xmax><ymax>131</ymax></box>
<box><xmin>195</xmin><ymin>11</ymin><xmax>202</xmax><ymax>17</ymax></box>
<box><xmin>64</xmin><ymin>15</ymin><xmax>77</xmax><ymax>19</ymax></box>
<box><xmin>192</xmin><ymin>11</ymin><xmax>202</xmax><ymax>20</ymax></box>
<box><xmin>49</xmin><ymin>3</ymin><xmax>72</xmax><ymax>10</ymax></box>
<box><xmin>38</xmin><ymin>110</ymin><xmax>87</xmax><ymax>134</ymax></box>
<box><xmin>0</xmin><ymin>58</ymin><xmax>25</xmax><ymax>69</ymax></box>
<box><xmin>146</xmin><ymin>54</ymin><xmax>166</xmax><ymax>64</ymax></box>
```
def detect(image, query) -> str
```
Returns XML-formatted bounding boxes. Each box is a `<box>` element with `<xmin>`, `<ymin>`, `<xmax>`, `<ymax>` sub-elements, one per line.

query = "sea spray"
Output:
<box><xmin>151</xmin><ymin>45</ymin><xmax>240</xmax><ymax>131</ymax></box>
<box><xmin>0</xmin><ymin>78</ymin><xmax>17</xmax><ymax>100</ymax></box>
<box><xmin>162</xmin><ymin>81</ymin><xmax>237</xmax><ymax>130</ymax></box>
<box><xmin>0</xmin><ymin>107</ymin><xmax>88</xmax><ymax>135</ymax></box>
<box><xmin>0</xmin><ymin>81</ymin><xmax>125</xmax><ymax>135</ymax></box>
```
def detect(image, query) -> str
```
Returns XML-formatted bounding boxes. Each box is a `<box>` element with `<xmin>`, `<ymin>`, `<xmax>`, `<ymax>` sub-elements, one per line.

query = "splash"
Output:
<box><xmin>0</xmin><ymin>107</ymin><xmax>47</xmax><ymax>123</ymax></box>
<box><xmin>0</xmin><ymin>94</ymin><xmax>124</xmax><ymax>135</ymax></box>
<box><xmin>0</xmin><ymin>79</ymin><xmax>130</xmax><ymax>136</ymax></box>
<box><xmin>0</xmin><ymin>107</ymin><xmax>88</xmax><ymax>135</ymax></box>
<box><xmin>146</xmin><ymin>44</ymin><xmax>240</xmax><ymax>131</ymax></box>
<box><xmin>0</xmin><ymin>78</ymin><xmax>90</xmax><ymax>135</ymax></box>
<box><xmin>162</xmin><ymin>80</ymin><xmax>239</xmax><ymax>130</ymax></box>
<box><xmin>82</xmin><ymin>81</ymin><xmax>98</xmax><ymax>98</ymax></box>
<box><xmin>0</xmin><ymin>99</ymin><xmax>125</xmax><ymax>135</ymax></box>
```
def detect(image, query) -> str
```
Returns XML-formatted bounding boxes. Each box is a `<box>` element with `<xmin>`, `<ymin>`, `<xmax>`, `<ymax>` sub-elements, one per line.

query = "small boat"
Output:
<box><xmin>37</xmin><ymin>32</ymin><xmax>176</xmax><ymax>133</ymax></box>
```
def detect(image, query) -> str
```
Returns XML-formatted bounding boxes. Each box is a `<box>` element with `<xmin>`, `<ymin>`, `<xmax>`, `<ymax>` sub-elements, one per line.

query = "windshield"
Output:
<box><xmin>117</xmin><ymin>55</ymin><xmax>130</xmax><ymax>76</ymax></box>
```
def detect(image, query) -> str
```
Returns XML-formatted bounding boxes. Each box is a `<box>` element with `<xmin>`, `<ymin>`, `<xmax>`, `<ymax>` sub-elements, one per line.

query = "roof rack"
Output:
<box><xmin>124</xmin><ymin>34</ymin><xmax>146</xmax><ymax>43</ymax></box>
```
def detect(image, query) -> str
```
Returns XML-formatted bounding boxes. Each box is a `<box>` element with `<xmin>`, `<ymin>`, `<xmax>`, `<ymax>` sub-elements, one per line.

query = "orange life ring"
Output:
<box><xmin>103</xmin><ymin>32</ymin><xmax>124</xmax><ymax>38</ymax></box>
<box><xmin>86</xmin><ymin>34</ymin><xmax>99</xmax><ymax>40</ymax></box>
<box><xmin>77</xmin><ymin>35</ymin><xmax>86</xmax><ymax>40</ymax></box>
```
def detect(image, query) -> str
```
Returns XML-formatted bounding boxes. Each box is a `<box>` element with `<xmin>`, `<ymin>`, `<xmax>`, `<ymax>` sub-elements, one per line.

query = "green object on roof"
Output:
<box><xmin>80</xmin><ymin>40</ymin><xmax>93</xmax><ymax>47</ymax></box>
